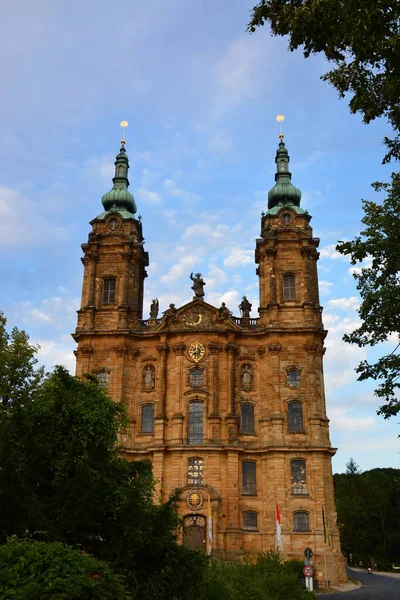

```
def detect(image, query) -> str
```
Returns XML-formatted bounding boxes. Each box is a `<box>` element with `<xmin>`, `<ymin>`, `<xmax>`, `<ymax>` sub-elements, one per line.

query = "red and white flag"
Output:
<box><xmin>275</xmin><ymin>499</ymin><xmax>282</xmax><ymax>548</ymax></box>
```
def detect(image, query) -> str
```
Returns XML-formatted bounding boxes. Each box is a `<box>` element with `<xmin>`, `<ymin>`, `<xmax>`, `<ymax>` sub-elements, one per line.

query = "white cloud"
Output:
<box><xmin>328</xmin><ymin>296</ymin><xmax>359</xmax><ymax>311</ymax></box>
<box><xmin>319</xmin><ymin>244</ymin><xmax>349</xmax><ymax>261</ymax></box>
<box><xmin>223</xmin><ymin>248</ymin><xmax>253</xmax><ymax>268</ymax></box>
<box><xmin>161</xmin><ymin>254</ymin><xmax>198</xmax><ymax>284</ymax></box>
<box><xmin>140</xmin><ymin>168</ymin><xmax>161</xmax><ymax>188</ymax></box>
<box><xmin>329</xmin><ymin>406</ymin><xmax>375</xmax><ymax>431</ymax></box>
<box><xmin>29</xmin><ymin>309</ymin><xmax>52</xmax><ymax>323</ymax></box>
<box><xmin>35</xmin><ymin>340</ymin><xmax>76</xmax><ymax>373</ymax></box>
<box><xmin>319</xmin><ymin>281</ymin><xmax>334</xmax><ymax>296</ymax></box>
<box><xmin>0</xmin><ymin>187</ymin><xmax>68</xmax><ymax>248</ymax></box>
<box><xmin>83</xmin><ymin>156</ymin><xmax>114</xmax><ymax>185</ymax></box>
<box><xmin>212</xmin><ymin>35</ymin><xmax>267</xmax><ymax>114</ymax></box>
<box><xmin>136</xmin><ymin>187</ymin><xmax>162</xmax><ymax>204</ymax></box>
<box><xmin>183</xmin><ymin>222</ymin><xmax>229</xmax><ymax>242</ymax></box>
<box><xmin>163</xmin><ymin>179</ymin><xmax>200</xmax><ymax>202</ymax></box>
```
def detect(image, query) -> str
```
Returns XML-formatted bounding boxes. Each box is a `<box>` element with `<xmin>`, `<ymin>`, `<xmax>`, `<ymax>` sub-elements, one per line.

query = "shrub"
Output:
<box><xmin>200</xmin><ymin>552</ymin><xmax>313</xmax><ymax>600</ymax></box>
<box><xmin>0</xmin><ymin>539</ymin><xmax>132</xmax><ymax>600</ymax></box>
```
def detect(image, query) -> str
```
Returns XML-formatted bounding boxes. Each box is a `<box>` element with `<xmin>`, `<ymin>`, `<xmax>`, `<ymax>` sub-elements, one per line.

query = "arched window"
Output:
<box><xmin>189</xmin><ymin>367</ymin><xmax>204</xmax><ymax>388</ymax></box>
<box><xmin>240</xmin><ymin>405</ymin><xmax>255</xmax><ymax>434</ymax></box>
<box><xmin>242</xmin><ymin>461</ymin><xmax>257</xmax><ymax>495</ymax></box>
<box><xmin>283</xmin><ymin>274</ymin><xmax>296</xmax><ymax>301</ymax></box>
<box><xmin>240</xmin><ymin>364</ymin><xmax>253</xmax><ymax>391</ymax></box>
<box><xmin>288</xmin><ymin>402</ymin><xmax>304</xmax><ymax>433</ymax></box>
<box><xmin>96</xmin><ymin>371</ymin><xmax>109</xmax><ymax>389</ymax></box>
<box><xmin>287</xmin><ymin>369</ymin><xmax>301</xmax><ymax>387</ymax></box>
<box><xmin>279</xmin><ymin>161</ymin><xmax>286</xmax><ymax>172</ymax></box>
<box><xmin>117</xmin><ymin>165</ymin><xmax>125</xmax><ymax>177</ymax></box>
<box><xmin>243</xmin><ymin>511</ymin><xmax>258</xmax><ymax>531</ymax></box>
<box><xmin>189</xmin><ymin>402</ymin><xmax>203</xmax><ymax>445</ymax></box>
<box><xmin>102</xmin><ymin>278</ymin><xmax>116</xmax><ymax>304</ymax></box>
<box><xmin>141</xmin><ymin>404</ymin><xmax>154</xmax><ymax>433</ymax></box>
<box><xmin>142</xmin><ymin>365</ymin><xmax>155</xmax><ymax>391</ymax></box>
<box><xmin>188</xmin><ymin>457</ymin><xmax>203</xmax><ymax>485</ymax></box>
<box><xmin>291</xmin><ymin>459</ymin><xmax>307</xmax><ymax>495</ymax></box>
<box><xmin>293</xmin><ymin>511</ymin><xmax>309</xmax><ymax>532</ymax></box>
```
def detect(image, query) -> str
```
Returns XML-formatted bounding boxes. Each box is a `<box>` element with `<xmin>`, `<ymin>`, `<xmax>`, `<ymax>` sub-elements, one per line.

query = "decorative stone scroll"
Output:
<box><xmin>268</xmin><ymin>344</ymin><xmax>282</xmax><ymax>354</ymax></box>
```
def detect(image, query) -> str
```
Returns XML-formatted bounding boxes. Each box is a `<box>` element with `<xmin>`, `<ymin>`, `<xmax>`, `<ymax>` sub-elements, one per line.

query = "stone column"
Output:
<box><xmin>118</xmin><ymin>252</ymin><xmax>131</xmax><ymax>329</ymax></box>
<box><xmin>82</xmin><ymin>251</ymin><xmax>98</xmax><ymax>329</ymax></box>
<box><xmin>224</xmin><ymin>450</ymin><xmax>242</xmax><ymax>557</ymax></box>
<box><xmin>268</xmin><ymin>343</ymin><xmax>283</xmax><ymax>443</ymax></box>
<box><xmin>225</xmin><ymin>343</ymin><xmax>239</xmax><ymax>442</ymax></box>
<box><xmin>156</xmin><ymin>343</ymin><xmax>169</xmax><ymax>417</ymax></box>
<box><xmin>208</xmin><ymin>343</ymin><xmax>222</xmax><ymax>444</ymax></box>
<box><xmin>171</xmin><ymin>342</ymin><xmax>186</xmax><ymax>444</ymax></box>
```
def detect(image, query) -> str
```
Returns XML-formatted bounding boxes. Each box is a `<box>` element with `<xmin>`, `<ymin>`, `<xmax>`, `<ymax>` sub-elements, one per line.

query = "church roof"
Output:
<box><xmin>100</xmin><ymin>143</ymin><xmax>137</xmax><ymax>216</ymax></box>
<box><xmin>267</xmin><ymin>137</ymin><xmax>302</xmax><ymax>212</ymax></box>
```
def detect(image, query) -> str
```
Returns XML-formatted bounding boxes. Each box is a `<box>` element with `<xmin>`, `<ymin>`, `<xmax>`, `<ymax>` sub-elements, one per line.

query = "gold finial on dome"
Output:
<box><xmin>120</xmin><ymin>120</ymin><xmax>129</xmax><ymax>146</ymax></box>
<box><xmin>276</xmin><ymin>114</ymin><xmax>285</xmax><ymax>140</ymax></box>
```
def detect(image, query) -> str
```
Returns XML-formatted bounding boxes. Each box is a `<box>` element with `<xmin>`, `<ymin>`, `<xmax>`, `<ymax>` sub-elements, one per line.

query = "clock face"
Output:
<box><xmin>188</xmin><ymin>342</ymin><xmax>205</xmax><ymax>362</ymax></box>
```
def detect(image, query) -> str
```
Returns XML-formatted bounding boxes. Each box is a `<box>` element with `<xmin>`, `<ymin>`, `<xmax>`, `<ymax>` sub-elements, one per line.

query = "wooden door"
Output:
<box><xmin>183</xmin><ymin>514</ymin><xmax>206</xmax><ymax>550</ymax></box>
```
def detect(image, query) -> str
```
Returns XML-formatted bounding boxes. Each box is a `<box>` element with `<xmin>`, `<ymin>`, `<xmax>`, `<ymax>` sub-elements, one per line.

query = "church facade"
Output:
<box><xmin>73</xmin><ymin>135</ymin><xmax>346</xmax><ymax>585</ymax></box>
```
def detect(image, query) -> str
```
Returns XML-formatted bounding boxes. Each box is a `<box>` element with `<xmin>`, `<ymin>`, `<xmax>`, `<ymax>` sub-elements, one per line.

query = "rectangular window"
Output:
<box><xmin>288</xmin><ymin>402</ymin><xmax>304</xmax><ymax>433</ymax></box>
<box><xmin>242</xmin><ymin>461</ymin><xmax>257</xmax><ymax>495</ymax></box>
<box><xmin>240</xmin><ymin>405</ymin><xmax>255</xmax><ymax>434</ymax></box>
<box><xmin>283</xmin><ymin>274</ymin><xmax>296</xmax><ymax>301</ymax></box>
<box><xmin>189</xmin><ymin>402</ymin><xmax>203</xmax><ymax>445</ymax></box>
<box><xmin>294</xmin><ymin>511</ymin><xmax>309</xmax><ymax>532</ymax></box>
<box><xmin>243</xmin><ymin>512</ymin><xmax>258</xmax><ymax>530</ymax></box>
<box><xmin>188</xmin><ymin>458</ymin><xmax>203</xmax><ymax>485</ymax></box>
<box><xmin>103</xmin><ymin>278</ymin><xmax>116</xmax><ymax>304</ymax></box>
<box><xmin>141</xmin><ymin>404</ymin><xmax>154</xmax><ymax>433</ymax></box>
<box><xmin>291</xmin><ymin>459</ymin><xmax>307</xmax><ymax>495</ymax></box>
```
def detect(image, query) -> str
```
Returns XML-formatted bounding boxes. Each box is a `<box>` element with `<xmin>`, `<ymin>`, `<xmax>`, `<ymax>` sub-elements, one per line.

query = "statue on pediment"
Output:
<box><xmin>239</xmin><ymin>296</ymin><xmax>252</xmax><ymax>318</ymax></box>
<box><xmin>149</xmin><ymin>298</ymin><xmax>159</xmax><ymax>319</ymax></box>
<box><xmin>190</xmin><ymin>272</ymin><xmax>206</xmax><ymax>298</ymax></box>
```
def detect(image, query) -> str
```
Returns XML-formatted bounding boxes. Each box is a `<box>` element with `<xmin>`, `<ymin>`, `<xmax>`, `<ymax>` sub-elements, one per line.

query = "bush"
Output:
<box><xmin>200</xmin><ymin>552</ymin><xmax>313</xmax><ymax>600</ymax></box>
<box><xmin>0</xmin><ymin>539</ymin><xmax>132</xmax><ymax>600</ymax></box>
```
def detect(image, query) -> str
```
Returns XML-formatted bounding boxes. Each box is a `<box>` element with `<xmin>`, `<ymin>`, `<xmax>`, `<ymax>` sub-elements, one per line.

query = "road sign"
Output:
<box><xmin>303</xmin><ymin>565</ymin><xmax>314</xmax><ymax>578</ymax></box>
<box><xmin>304</xmin><ymin>547</ymin><xmax>313</xmax><ymax>560</ymax></box>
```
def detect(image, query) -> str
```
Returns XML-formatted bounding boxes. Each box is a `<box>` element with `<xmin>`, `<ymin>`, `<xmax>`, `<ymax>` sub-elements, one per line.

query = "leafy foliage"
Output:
<box><xmin>0</xmin><ymin>363</ymin><xmax>203</xmax><ymax>600</ymax></box>
<box><xmin>248</xmin><ymin>0</ymin><xmax>400</xmax><ymax>162</ymax></box>
<box><xmin>336</xmin><ymin>174</ymin><xmax>400</xmax><ymax>417</ymax></box>
<box><xmin>334</xmin><ymin>460</ymin><xmax>400</xmax><ymax>564</ymax></box>
<box><xmin>0</xmin><ymin>311</ymin><xmax>44</xmax><ymax>409</ymax></box>
<box><xmin>200</xmin><ymin>552</ymin><xmax>312</xmax><ymax>600</ymax></box>
<box><xmin>0</xmin><ymin>539</ymin><xmax>132</xmax><ymax>600</ymax></box>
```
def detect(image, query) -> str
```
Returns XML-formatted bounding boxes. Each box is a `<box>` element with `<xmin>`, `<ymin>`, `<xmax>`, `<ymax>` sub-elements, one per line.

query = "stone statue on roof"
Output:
<box><xmin>190</xmin><ymin>272</ymin><xmax>206</xmax><ymax>299</ymax></box>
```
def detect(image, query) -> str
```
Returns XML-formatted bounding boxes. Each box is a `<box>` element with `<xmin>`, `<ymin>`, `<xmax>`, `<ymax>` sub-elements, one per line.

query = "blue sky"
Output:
<box><xmin>1</xmin><ymin>0</ymin><xmax>398</xmax><ymax>473</ymax></box>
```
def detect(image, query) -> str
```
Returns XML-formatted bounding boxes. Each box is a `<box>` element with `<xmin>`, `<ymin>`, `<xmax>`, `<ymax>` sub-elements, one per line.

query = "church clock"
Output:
<box><xmin>188</xmin><ymin>342</ymin><xmax>205</xmax><ymax>362</ymax></box>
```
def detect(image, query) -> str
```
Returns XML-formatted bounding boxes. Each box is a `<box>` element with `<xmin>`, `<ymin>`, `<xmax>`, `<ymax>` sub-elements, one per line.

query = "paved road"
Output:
<box><xmin>319</xmin><ymin>567</ymin><xmax>400</xmax><ymax>599</ymax></box>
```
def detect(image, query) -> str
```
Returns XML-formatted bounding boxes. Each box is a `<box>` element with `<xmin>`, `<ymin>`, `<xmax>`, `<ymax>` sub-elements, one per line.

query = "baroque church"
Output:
<box><xmin>73</xmin><ymin>132</ymin><xmax>346</xmax><ymax>585</ymax></box>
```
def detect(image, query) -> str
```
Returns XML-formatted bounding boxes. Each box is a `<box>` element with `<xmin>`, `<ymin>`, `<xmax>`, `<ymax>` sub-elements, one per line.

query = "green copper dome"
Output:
<box><xmin>101</xmin><ymin>144</ymin><xmax>137</xmax><ymax>214</ymax></box>
<box><xmin>267</xmin><ymin>139</ymin><xmax>302</xmax><ymax>211</ymax></box>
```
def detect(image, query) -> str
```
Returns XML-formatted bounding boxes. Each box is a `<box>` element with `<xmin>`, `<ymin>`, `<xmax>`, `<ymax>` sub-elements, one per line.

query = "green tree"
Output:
<box><xmin>249</xmin><ymin>1</ymin><xmax>400</xmax><ymax>417</ymax></box>
<box><xmin>334</xmin><ymin>463</ymin><xmax>400</xmax><ymax>564</ymax></box>
<box><xmin>336</xmin><ymin>174</ymin><xmax>400</xmax><ymax>417</ymax></box>
<box><xmin>0</xmin><ymin>364</ymin><xmax>205</xmax><ymax>600</ymax></box>
<box><xmin>201</xmin><ymin>552</ymin><xmax>311</xmax><ymax>600</ymax></box>
<box><xmin>0</xmin><ymin>539</ymin><xmax>132</xmax><ymax>600</ymax></box>
<box><xmin>0</xmin><ymin>311</ymin><xmax>44</xmax><ymax>409</ymax></box>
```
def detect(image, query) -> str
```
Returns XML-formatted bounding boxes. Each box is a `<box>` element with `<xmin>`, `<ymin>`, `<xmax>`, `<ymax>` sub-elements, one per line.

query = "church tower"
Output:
<box><xmin>74</xmin><ymin>132</ymin><xmax>346</xmax><ymax>586</ymax></box>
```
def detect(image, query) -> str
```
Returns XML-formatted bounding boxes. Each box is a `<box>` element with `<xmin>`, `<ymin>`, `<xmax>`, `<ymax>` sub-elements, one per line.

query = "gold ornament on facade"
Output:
<box><xmin>187</xmin><ymin>490</ymin><xmax>203</xmax><ymax>511</ymax></box>
<box><xmin>188</xmin><ymin>342</ymin><xmax>205</xmax><ymax>362</ymax></box>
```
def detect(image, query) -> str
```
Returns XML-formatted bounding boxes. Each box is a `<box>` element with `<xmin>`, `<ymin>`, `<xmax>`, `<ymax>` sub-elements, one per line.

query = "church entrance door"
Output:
<box><xmin>183</xmin><ymin>514</ymin><xmax>206</xmax><ymax>550</ymax></box>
